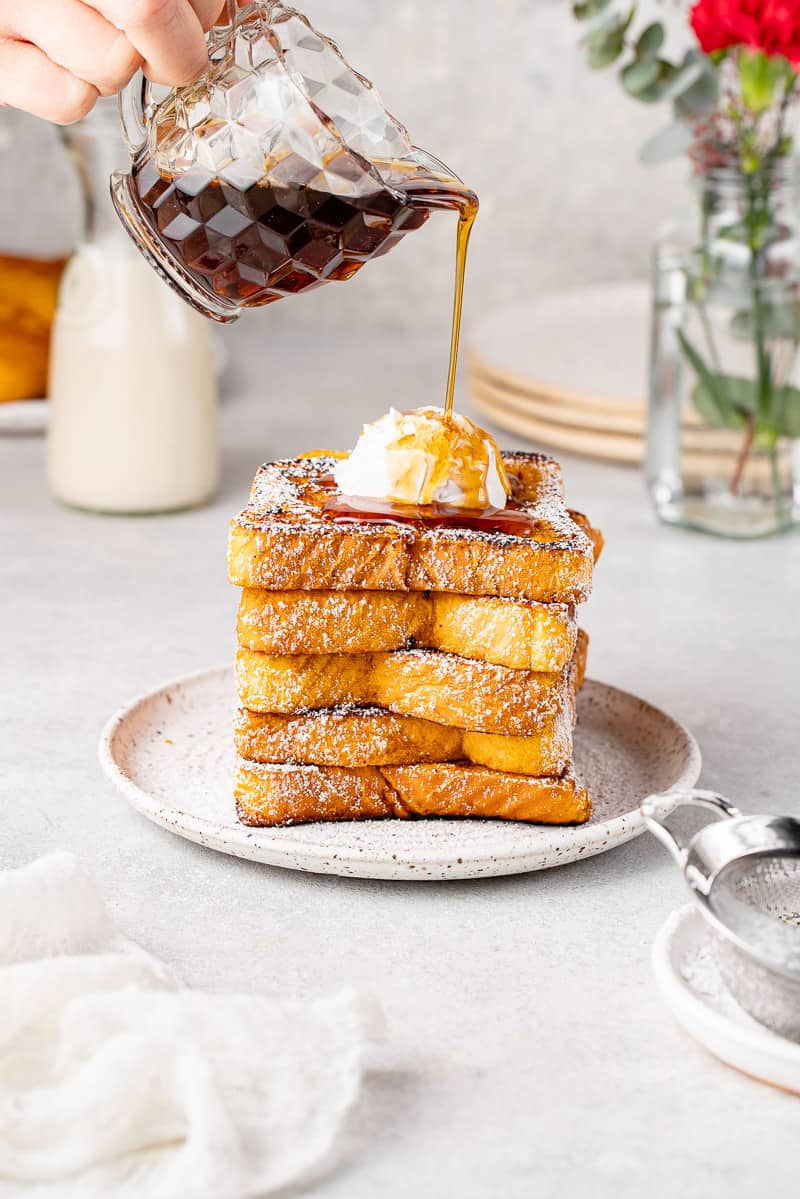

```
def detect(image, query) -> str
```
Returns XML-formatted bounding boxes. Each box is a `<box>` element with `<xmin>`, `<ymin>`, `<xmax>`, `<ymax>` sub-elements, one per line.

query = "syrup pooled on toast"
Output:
<box><xmin>320</xmin><ymin>468</ymin><xmax>539</xmax><ymax>538</ymax></box>
<box><xmin>323</xmin><ymin>493</ymin><xmax>540</xmax><ymax>538</ymax></box>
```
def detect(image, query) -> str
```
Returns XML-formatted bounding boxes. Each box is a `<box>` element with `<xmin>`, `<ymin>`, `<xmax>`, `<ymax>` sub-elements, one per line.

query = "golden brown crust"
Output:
<box><xmin>227</xmin><ymin>453</ymin><xmax>601</xmax><ymax>603</ymax></box>
<box><xmin>237</xmin><ymin>588</ymin><xmax>578</xmax><ymax>671</ymax></box>
<box><xmin>237</xmin><ymin>646</ymin><xmax>569</xmax><ymax>735</ymax></box>
<box><xmin>234</xmin><ymin>759</ymin><xmax>592</xmax><ymax>826</ymax></box>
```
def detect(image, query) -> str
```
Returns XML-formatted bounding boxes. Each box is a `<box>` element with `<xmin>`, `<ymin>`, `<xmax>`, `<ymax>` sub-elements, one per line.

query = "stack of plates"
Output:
<box><xmin>469</xmin><ymin>283</ymin><xmax>648</xmax><ymax>464</ymax></box>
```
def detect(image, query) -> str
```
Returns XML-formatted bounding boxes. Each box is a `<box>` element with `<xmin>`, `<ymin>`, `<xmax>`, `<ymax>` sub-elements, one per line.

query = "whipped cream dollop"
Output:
<box><xmin>333</xmin><ymin>407</ymin><xmax>510</xmax><ymax>510</ymax></box>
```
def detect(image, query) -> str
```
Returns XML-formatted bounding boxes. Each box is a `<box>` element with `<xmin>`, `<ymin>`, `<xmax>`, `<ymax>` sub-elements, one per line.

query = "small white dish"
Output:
<box><xmin>99</xmin><ymin>669</ymin><xmax>700</xmax><ymax>881</ymax></box>
<box><xmin>652</xmin><ymin>905</ymin><xmax>800</xmax><ymax>1095</ymax></box>
<box><xmin>0</xmin><ymin>399</ymin><xmax>47</xmax><ymax>435</ymax></box>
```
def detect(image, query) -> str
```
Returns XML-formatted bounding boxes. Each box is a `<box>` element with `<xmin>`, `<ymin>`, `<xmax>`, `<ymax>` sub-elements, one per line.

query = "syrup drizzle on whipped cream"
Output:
<box><xmin>332</xmin><ymin>407</ymin><xmax>510</xmax><ymax>512</ymax></box>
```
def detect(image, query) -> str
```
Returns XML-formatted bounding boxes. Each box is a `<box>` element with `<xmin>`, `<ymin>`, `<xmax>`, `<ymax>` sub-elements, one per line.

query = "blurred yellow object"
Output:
<box><xmin>0</xmin><ymin>254</ymin><xmax>66</xmax><ymax>402</ymax></box>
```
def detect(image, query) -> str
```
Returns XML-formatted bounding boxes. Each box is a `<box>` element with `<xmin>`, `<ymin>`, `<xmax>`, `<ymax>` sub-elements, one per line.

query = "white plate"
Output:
<box><xmin>470</xmin><ymin>370</ymin><xmax>646</xmax><ymax>436</ymax></box>
<box><xmin>653</xmin><ymin>905</ymin><xmax>800</xmax><ymax>1095</ymax></box>
<box><xmin>469</xmin><ymin>283</ymin><xmax>648</xmax><ymax>413</ymax></box>
<box><xmin>471</xmin><ymin>382</ymin><xmax>642</xmax><ymax>466</ymax></box>
<box><xmin>0</xmin><ymin>399</ymin><xmax>47</xmax><ymax>435</ymax></box>
<box><xmin>99</xmin><ymin>669</ymin><xmax>700</xmax><ymax>881</ymax></box>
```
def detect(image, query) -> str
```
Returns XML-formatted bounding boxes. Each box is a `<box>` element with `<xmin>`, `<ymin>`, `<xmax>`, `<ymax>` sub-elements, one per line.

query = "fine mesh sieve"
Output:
<box><xmin>641</xmin><ymin>790</ymin><xmax>800</xmax><ymax>1042</ymax></box>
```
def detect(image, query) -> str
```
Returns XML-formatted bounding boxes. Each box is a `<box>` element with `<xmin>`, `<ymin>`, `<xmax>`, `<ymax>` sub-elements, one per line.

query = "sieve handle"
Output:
<box><xmin>640</xmin><ymin>789</ymin><xmax>742</xmax><ymax>865</ymax></box>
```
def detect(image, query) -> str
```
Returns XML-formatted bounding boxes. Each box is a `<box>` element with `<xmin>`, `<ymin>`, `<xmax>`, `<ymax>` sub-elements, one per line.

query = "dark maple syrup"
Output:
<box><xmin>132</xmin><ymin>157</ymin><xmax>431</xmax><ymax>306</ymax></box>
<box><xmin>320</xmin><ymin>477</ymin><xmax>537</xmax><ymax>537</ymax></box>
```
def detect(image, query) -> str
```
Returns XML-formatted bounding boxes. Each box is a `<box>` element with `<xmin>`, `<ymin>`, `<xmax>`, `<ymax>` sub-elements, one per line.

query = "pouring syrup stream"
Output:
<box><xmin>404</xmin><ymin>176</ymin><xmax>479</xmax><ymax>416</ymax></box>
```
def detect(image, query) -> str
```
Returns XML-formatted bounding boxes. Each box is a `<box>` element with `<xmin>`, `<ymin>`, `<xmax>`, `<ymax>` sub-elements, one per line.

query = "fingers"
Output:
<box><xmin>0</xmin><ymin>0</ymin><xmax>221</xmax><ymax>127</ymax></box>
<box><xmin>94</xmin><ymin>0</ymin><xmax>209</xmax><ymax>85</ymax></box>
<box><xmin>11</xmin><ymin>0</ymin><xmax>141</xmax><ymax>98</ymax></box>
<box><xmin>190</xmin><ymin>0</ymin><xmax>226</xmax><ymax>32</ymax></box>
<box><xmin>0</xmin><ymin>37</ymin><xmax>97</xmax><ymax>124</ymax></box>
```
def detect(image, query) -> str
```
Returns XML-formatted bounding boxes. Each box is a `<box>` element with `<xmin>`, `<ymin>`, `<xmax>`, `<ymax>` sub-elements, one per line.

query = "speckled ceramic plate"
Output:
<box><xmin>653</xmin><ymin>906</ymin><xmax>800</xmax><ymax>1094</ymax></box>
<box><xmin>99</xmin><ymin>669</ymin><xmax>701</xmax><ymax>881</ymax></box>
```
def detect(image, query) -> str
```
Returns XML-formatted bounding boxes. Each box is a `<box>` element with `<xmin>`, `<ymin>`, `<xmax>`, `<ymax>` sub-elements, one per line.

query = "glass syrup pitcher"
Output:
<box><xmin>110</xmin><ymin>0</ymin><xmax>477</xmax><ymax>340</ymax></box>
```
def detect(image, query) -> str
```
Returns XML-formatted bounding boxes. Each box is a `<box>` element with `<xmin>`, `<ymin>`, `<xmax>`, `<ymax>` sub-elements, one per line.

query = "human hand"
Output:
<box><xmin>0</xmin><ymin>1</ymin><xmax>223</xmax><ymax>124</ymax></box>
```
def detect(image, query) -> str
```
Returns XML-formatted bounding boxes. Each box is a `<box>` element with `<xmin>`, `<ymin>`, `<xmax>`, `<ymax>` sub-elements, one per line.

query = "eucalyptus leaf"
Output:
<box><xmin>670</xmin><ymin>50</ymin><xmax>719</xmax><ymax>116</ymax></box>
<box><xmin>622</xmin><ymin>56</ymin><xmax>661</xmax><ymax>96</ymax></box>
<box><xmin>587</xmin><ymin>33</ymin><xmax>626</xmax><ymax>69</ymax></box>
<box><xmin>583</xmin><ymin>5</ymin><xmax>634</xmax><ymax>57</ymax></box>
<box><xmin>573</xmin><ymin>0</ymin><xmax>613</xmax><ymax>20</ymax></box>
<box><xmin>636</xmin><ymin>22</ymin><xmax>664</xmax><ymax>58</ymax></box>
<box><xmin>661</xmin><ymin>58</ymin><xmax>705</xmax><ymax>102</ymax></box>
<box><xmin>639</xmin><ymin>119</ymin><xmax>694</xmax><ymax>164</ymax></box>
<box><xmin>634</xmin><ymin>61</ymin><xmax>679</xmax><ymax>102</ymax></box>
<box><xmin>577</xmin><ymin>1</ymin><xmax>629</xmax><ymax>41</ymax></box>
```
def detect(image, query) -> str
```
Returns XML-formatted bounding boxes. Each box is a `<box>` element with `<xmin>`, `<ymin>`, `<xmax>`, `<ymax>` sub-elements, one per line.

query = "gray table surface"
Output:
<box><xmin>2</xmin><ymin>328</ymin><xmax>799</xmax><ymax>1198</ymax></box>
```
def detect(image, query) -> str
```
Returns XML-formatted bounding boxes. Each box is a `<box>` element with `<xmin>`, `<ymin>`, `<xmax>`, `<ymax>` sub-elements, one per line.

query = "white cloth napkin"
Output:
<box><xmin>0</xmin><ymin>854</ymin><xmax>382</xmax><ymax>1199</ymax></box>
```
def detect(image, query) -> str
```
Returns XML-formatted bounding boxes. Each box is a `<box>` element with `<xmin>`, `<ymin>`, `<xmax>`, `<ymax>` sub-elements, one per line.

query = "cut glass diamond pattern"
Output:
<box><xmin>133</xmin><ymin>1</ymin><xmax>437</xmax><ymax>308</ymax></box>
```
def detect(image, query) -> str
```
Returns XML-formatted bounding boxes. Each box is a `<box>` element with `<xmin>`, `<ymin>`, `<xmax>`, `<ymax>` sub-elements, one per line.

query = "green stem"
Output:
<box><xmin>730</xmin><ymin>412</ymin><xmax>756</xmax><ymax>496</ymax></box>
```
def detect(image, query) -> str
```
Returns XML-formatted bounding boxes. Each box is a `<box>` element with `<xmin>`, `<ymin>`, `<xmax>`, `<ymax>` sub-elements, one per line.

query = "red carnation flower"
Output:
<box><xmin>691</xmin><ymin>0</ymin><xmax>800</xmax><ymax>65</ymax></box>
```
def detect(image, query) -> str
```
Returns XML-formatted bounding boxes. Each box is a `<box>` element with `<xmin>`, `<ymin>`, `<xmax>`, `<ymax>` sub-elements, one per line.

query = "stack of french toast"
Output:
<box><xmin>228</xmin><ymin>449</ymin><xmax>603</xmax><ymax>827</ymax></box>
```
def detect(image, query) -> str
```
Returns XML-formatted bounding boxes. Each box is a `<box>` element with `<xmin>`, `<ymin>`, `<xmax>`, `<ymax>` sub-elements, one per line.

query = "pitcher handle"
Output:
<box><xmin>119</xmin><ymin>71</ymin><xmax>151</xmax><ymax>156</ymax></box>
<box><xmin>119</xmin><ymin>1</ymin><xmax>239</xmax><ymax>155</ymax></box>
<box><xmin>640</xmin><ymin>789</ymin><xmax>742</xmax><ymax>865</ymax></box>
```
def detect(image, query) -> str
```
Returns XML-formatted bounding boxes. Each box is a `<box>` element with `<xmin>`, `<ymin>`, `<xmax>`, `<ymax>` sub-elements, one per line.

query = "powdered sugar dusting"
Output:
<box><xmin>236</xmin><ymin>587</ymin><xmax>578</xmax><ymax>672</ymax></box>
<box><xmin>229</xmin><ymin>453</ymin><xmax>598</xmax><ymax>603</ymax></box>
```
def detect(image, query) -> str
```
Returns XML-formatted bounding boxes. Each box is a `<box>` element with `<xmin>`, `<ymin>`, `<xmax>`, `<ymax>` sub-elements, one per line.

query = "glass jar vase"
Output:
<box><xmin>647</xmin><ymin>164</ymin><xmax>800</xmax><ymax>538</ymax></box>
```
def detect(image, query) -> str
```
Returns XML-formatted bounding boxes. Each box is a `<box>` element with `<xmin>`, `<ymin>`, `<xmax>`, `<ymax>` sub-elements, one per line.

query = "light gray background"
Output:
<box><xmin>5</xmin><ymin>6</ymin><xmax>800</xmax><ymax>1195</ymax></box>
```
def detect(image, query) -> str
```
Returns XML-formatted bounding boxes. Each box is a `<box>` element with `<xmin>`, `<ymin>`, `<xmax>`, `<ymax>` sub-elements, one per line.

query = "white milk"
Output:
<box><xmin>47</xmin><ymin>240</ymin><xmax>218</xmax><ymax>513</ymax></box>
<box><xmin>46</xmin><ymin>101</ymin><xmax>219</xmax><ymax>514</ymax></box>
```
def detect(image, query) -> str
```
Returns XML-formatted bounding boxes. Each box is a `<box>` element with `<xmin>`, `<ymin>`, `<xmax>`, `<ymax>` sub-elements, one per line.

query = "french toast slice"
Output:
<box><xmin>236</xmin><ymin>636</ymin><xmax>584</xmax><ymax>736</ymax></box>
<box><xmin>237</xmin><ymin>588</ymin><xmax>577</xmax><ymax>671</ymax></box>
<box><xmin>236</xmin><ymin>631</ymin><xmax>586</xmax><ymax>775</ymax></box>
<box><xmin>236</xmin><ymin>702</ymin><xmax>573</xmax><ymax>776</ymax></box>
<box><xmin>228</xmin><ymin>452</ymin><xmax>603</xmax><ymax>603</ymax></box>
<box><xmin>235</xmin><ymin>759</ymin><xmax>591</xmax><ymax>826</ymax></box>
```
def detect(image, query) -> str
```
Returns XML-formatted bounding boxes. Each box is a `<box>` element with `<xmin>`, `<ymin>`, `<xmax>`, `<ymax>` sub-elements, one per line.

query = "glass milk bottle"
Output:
<box><xmin>47</xmin><ymin>99</ymin><xmax>218</xmax><ymax>514</ymax></box>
